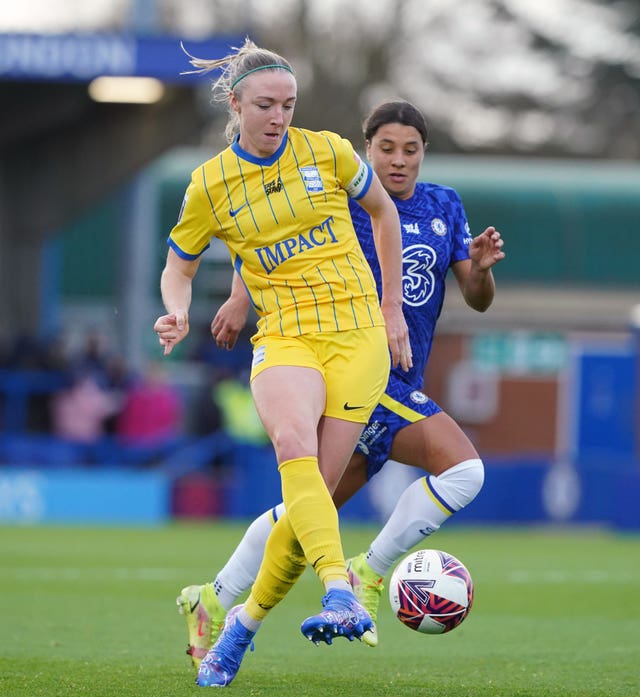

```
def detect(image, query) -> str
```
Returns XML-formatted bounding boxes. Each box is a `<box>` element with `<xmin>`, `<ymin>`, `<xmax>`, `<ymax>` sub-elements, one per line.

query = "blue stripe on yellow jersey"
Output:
<box><xmin>169</xmin><ymin>127</ymin><xmax>382</xmax><ymax>340</ymax></box>
<box><xmin>349</xmin><ymin>181</ymin><xmax>473</xmax><ymax>389</ymax></box>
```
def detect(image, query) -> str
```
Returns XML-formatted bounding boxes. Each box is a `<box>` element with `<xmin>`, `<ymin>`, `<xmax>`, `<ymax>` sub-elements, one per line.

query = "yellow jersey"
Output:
<box><xmin>168</xmin><ymin>127</ymin><xmax>385</xmax><ymax>340</ymax></box>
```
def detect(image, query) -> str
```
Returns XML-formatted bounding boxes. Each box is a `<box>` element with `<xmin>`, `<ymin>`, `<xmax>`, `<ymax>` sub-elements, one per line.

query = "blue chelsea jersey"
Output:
<box><xmin>349</xmin><ymin>181</ymin><xmax>472</xmax><ymax>388</ymax></box>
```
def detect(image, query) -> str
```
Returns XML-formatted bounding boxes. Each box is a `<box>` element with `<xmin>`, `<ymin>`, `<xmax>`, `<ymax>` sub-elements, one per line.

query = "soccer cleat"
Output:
<box><xmin>196</xmin><ymin>605</ymin><xmax>255</xmax><ymax>687</ymax></box>
<box><xmin>347</xmin><ymin>553</ymin><xmax>384</xmax><ymax>647</ymax></box>
<box><xmin>176</xmin><ymin>583</ymin><xmax>227</xmax><ymax>670</ymax></box>
<box><xmin>300</xmin><ymin>588</ymin><xmax>373</xmax><ymax>645</ymax></box>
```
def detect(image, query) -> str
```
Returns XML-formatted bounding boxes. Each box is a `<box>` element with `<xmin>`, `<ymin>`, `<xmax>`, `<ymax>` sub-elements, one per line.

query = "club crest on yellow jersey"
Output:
<box><xmin>299</xmin><ymin>166</ymin><xmax>324</xmax><ymax>193</ymax></box>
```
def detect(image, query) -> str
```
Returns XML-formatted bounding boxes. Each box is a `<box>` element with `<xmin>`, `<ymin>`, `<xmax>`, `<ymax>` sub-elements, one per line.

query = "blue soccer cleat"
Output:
<box><xmin>300</xmin><ymin>588</ymin><xmax>373</xmax><ymax>645</ymax></box>
<box><xmin>196</xmin><ymin>605</ymin><xmax>255</xmax><ymax>688</ymax></box>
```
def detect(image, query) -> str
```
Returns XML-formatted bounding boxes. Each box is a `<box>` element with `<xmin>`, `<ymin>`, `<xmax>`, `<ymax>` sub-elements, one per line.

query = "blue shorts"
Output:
<box><xmin>355</xmin><ymin>373</ymin><xmax>442</xmax><ymax>480</ymax></box>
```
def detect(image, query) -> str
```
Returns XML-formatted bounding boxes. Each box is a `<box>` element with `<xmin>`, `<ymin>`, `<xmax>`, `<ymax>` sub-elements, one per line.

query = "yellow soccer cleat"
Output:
<box><xmin>347</xmin><ymin>553</ymin><xmax>384</xmax><ymax>647</ymax></box>
<box><xmin>176</xmin><ymin>583</ymin><xmax>226</xmax><ymax>670</ymax></box>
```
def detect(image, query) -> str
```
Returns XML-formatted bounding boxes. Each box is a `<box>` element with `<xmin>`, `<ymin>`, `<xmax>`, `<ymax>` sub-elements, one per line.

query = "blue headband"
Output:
<box><xmin>231</xmin><ymin>64</ymin><xmax>294</xmax><ymax>90</ymax></box>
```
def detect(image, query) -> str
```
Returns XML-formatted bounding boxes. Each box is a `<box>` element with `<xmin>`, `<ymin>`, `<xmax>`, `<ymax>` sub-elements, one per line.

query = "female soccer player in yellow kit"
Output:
<box><xmin>153</xmin><ymin>38</ymin><xmax>411</xmax><ymax>686</ymax></box>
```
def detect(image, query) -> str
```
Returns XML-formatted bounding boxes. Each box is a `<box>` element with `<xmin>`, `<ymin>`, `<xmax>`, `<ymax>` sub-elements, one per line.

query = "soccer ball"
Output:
<box><xmin>388</xmin><ymin>548</ymin><xmax>474</xmax><ymax>634</ymax></box>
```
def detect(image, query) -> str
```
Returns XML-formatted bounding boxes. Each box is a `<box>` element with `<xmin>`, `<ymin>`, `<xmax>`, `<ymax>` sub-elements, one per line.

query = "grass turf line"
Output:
<box><xmin>0</xmin><ymin>523</ymin><xmax>638</xmax><ymax>696</ymax></box>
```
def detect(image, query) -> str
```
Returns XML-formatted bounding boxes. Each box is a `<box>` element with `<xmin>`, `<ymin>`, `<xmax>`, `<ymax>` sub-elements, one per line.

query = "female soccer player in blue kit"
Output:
<box><xmin>176</xmin><ymin>99</ymin><xmax>505</xmax><ymax>677</ymax></box>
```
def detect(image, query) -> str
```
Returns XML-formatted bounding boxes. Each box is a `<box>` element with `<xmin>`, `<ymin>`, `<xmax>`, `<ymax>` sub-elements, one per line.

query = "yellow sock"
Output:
<box><xmin>244</xmin><ymin>514</ymin><xmax>306</xmax><ymax>622</ymax></box>
<box><xmin>279</xmin><ymin>456</ymin><xmax>348</xmax><ymax>585</ymax></box>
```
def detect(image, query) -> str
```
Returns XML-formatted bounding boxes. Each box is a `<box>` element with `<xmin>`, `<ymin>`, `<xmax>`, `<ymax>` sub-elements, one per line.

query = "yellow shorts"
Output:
<box><xmin>250</xmin><ymin>326</ymin><xmax>390</xmax><ymax>423</ymax></box>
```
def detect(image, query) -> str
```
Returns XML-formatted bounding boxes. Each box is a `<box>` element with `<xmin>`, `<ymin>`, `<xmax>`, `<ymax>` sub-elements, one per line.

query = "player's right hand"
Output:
<box><xmin>154</xmin><ymin>310</ymin><xmax>189</xmax><ymax>355</ymax></box>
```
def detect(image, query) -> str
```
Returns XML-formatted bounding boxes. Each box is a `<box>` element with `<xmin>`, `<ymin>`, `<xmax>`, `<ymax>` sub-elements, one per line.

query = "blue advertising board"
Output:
<box><xmin>0</xmin><ymin>32</ymin><xmax>240</xmax><ymax>83</ymax></box>
<box><xmin>0</xmin><ymin>468</ymin><xmax>170</xmax><ymax>525</ymax></box>
<box><xmin>569</xmin><ymin>341</ymin><xmax>637</xmax><ymax>463</ymax></box>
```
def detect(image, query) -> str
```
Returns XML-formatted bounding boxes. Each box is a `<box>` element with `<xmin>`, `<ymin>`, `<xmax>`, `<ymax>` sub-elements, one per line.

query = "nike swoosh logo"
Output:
<box><xmin>197</xmin><ymin>618</ymin><xmax>206</xmax><ymax>637</ymax></box>
<box><xmin>229</xmin><ymin>202</ymin><xmax>248</xmax><ymax>217</ymax></box>
<box><xmin>343</xmin><ymin>402</ymin><xmax>364</xmax><ymax>411</ymax></box>
<box><xmin>311</xmin><ymin>555</ymin><xmax>326</xmax><ymax>569</ymax></box>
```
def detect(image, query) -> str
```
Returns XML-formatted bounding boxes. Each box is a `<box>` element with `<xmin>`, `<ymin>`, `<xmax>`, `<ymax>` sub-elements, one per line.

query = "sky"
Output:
<box><xmin>0</xmin><ymin>1</ymin><xmax>129</xmax><ymax>32</ymax></box>
<box><xmin>2</xmin><ymin>0</ymin><xmax>638</xmax><ymax>156</ymax></box>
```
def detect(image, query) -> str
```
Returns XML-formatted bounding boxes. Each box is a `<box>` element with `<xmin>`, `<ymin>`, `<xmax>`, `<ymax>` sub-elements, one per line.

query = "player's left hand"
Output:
<box><xmin>469</xmin><ymin>226</ymin><xmax>506</xmax><ymax>270</ymax></box>
<box><xmin>211</xmin><ymin>294</ymin><xmax>250</xmax><ymax>350</ymax></box>
<box><xmin>381</xmin><ymin>301</ymin><xmax>412</xmax><ymax>372</ymax></box>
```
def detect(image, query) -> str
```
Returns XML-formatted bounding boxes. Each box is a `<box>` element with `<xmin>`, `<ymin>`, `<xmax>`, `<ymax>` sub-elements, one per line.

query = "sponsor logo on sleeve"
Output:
<box><xmin>177</xmin><ymin>193</ymin><xmax>188</xmax><ymax>223</ymax></box>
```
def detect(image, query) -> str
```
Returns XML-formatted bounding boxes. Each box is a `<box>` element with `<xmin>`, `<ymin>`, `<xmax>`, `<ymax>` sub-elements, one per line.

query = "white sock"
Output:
<box><xmin>213</xmin><ymin>503</ymin><xmax>285</xmax><ymax>610</ymax></box>
<box><xmin>237</xmin><ymin>606</ymin><xmax>261</xmax><ymax>633</ymax></box>
<box><xmin>366</xmin><ymin>459</ymin><xmax>484</xmax><ymax>577</ymax></box>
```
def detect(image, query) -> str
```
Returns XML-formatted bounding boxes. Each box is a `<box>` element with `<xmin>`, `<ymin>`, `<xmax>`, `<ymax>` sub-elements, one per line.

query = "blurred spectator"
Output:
<box><xmin>0</xmin><ymin>332</ymin><xmax>70</xmax><ymax>433</ymax></box>
<box><xmin>5</xmin><ymin>333</ymin><xmax>48</xmax><ymax>370</ymax></box>
<box><xmin>115</xmin><ymin>363</ymin><xmax>184</xmax><ymax>447</ymax></box>
<box><xmin>39</xmin><ymin>331</ymin><xmax>71</xmax><ymax>373</ymax></box>
<box><xmin>70</xmin><ymin>328</ymin><xmax>115</xmax><ymax>389</ymax></box>
<box><xmin>50</xmin><ymin>371</ymin><xmax>120</xmax><ymax>445</ymax></box>
<box><xmin>102</xmin><ymin>353</ymin><xmax>135</xmax><ymax>435</ymax></box>
<box><xmin>191</xmin><ymin>366</ymin><xmax>224</xmax><ymax>438</ymax></box>
<box><xmin>190</xmin><ymin>321</ymin><xmax>254</xmax><ymax>373</ymax></box>
<box><xmin>213</xmin><ymin>369</ymin><xmax>268</xmax><ymax>446</ymax></box>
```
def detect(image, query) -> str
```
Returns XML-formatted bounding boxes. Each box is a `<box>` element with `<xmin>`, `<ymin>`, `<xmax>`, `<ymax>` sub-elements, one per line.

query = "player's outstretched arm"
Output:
<box><xmin>154</xmin><ymin>248</ymin><xmax>200</xmax><ymax>355</ymax></box>
<box><xmin>453</xmin><ymin>226</ymin><xmax>505</xmax><ymax>312</ymax></box>
<box><xmin>359</xmin><ymin>173</ymin><xmax>412</xmax><ymax>371</ymax></box>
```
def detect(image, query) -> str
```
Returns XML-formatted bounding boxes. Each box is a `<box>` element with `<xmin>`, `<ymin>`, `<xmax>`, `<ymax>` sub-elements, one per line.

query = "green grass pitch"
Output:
<box><xmin>1</xmin><ymin>523</ymin><xmax>638</xmax><ymax>696</ymax></box>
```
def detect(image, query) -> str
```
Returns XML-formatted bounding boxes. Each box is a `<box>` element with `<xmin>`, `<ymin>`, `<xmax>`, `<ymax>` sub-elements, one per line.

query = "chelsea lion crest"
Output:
<box><xmin>410</xmin><ymin>390</ymin><xmax>428</xmax><ymax>404</ymax></box>
<box><xmin>430</xmin><ymin>218</ymin><xmax>447</xmax><ymax>236</ymax></box>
